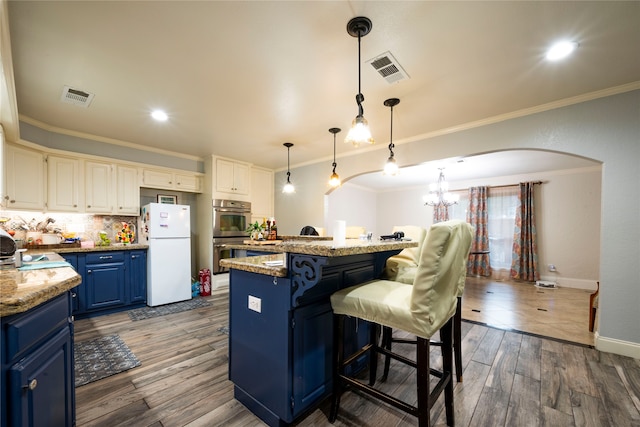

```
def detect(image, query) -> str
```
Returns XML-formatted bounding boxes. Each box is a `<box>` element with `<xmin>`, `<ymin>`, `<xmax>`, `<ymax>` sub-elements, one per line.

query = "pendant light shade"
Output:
<box><xmin>328</xmin><ymin>128</ymin><xmax>342</xmax><ymax>187</ymax></box>
<box><xmin>282</xmin><ymin>142</ymin><xmax>295</xmax><ymax>194</ymax></box>
<box><xmin>383</xmin><ymin>98</ymin><xmax>400</xmax><ymax>176</ymax></box>
<box><xmin>344</xmin><ymin>17</ymin><xmax>374</xmax><ymax>147</ymax></box>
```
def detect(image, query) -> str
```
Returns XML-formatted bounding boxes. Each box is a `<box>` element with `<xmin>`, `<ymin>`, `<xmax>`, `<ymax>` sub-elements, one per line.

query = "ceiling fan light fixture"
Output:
<box><xmin>345</xmin><ymin>17</ymin><xmax>374</xmax><ymax>147</ymax></box>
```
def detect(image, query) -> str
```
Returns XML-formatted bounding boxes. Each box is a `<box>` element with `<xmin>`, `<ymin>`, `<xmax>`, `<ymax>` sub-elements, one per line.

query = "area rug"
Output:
<box><xmin>127</xmin><ymin>298</ymin><xmax>212</xmax><ymax>321</ymax></box>
<box><xmin>74</xmin><ymin>334</ymin><xmax>140</xmax><ymax>387</ymax></box>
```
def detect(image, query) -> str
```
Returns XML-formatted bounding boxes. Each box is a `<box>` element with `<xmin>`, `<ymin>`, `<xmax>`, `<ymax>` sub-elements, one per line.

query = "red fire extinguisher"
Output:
<box><xmin>199</xmin><ymin>268</ymin><xmax>211</xmax><ymax>296</ymax></box>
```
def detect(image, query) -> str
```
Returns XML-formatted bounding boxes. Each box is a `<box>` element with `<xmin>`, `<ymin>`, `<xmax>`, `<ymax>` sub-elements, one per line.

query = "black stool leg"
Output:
<box><xmin>329</xmin><ymin>314</ymin><xmax>345</xmax><ymax>423</ymax></box>
<box><xmin>369</xmin><ymin>323</ymin><xmax>380</xmax><ymax>386</ymax></box>
<box><xmin>416</xmin><ymin>337</ymin><xmax>431</xmax><ymax>427</ymax></box>
<box><xmin>441</xmin><ymin>318</ymin><xmax>455</xmax><ymax>426</ymax></box>
<box><xmin>381</xmin><ymin>326</ymin><xmax>392</xmax><ymax>381</ymax></box>
<box><xmin>454</xmin><ymin>296</ymin><xmax>463</xmax><ymax>382</ymax></box>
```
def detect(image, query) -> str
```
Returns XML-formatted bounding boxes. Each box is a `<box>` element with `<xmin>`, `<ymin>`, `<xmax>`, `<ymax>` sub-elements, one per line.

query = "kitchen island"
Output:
<box><xmin>220</xmin><ymin>239</ymin><xmax>417</xmax><ymax>427</ymax></box>
<box><xmin>1</xmin><ymin>253</ymin><xmax>82</xmax><ymax>427</ymax></box>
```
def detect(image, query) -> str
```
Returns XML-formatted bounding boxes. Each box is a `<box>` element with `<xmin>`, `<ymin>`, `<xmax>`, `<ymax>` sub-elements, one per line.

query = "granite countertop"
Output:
<box><xmin>0</xmin><ymin>252</ymin><xmax>82</xmax><ymax>317</ymax></box>
<box><xmin>278</xmin><ymin>239</ymin><xmax>417</xmax><ymax>257</ymax></box>
<box><xmin>227</xmin><ymin>238</ymin><xmax>417</xmax><ymax>256</ymax></box>
<box><xmin>220</xmin><ymin>254</ymin><xmax>287</xmax><ymax>277</ymax></box>
<box><xmin>221</xmin><ymin>239</ymin><xmax>417</xmax><ymax>276</ymax></box>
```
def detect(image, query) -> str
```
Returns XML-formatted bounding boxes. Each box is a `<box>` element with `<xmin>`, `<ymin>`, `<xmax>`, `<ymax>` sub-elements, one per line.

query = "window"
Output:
<box><xmin>487</xmin><ymin>186</ymin><xmax>518</xmax><ymax>270</ymax></box>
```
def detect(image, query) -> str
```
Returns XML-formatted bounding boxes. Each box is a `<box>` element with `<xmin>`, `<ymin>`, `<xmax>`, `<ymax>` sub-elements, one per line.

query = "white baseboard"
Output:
<box><xmin>538</xmin><ymin>275</ymin><xmax>598</xmax><ymax>291</ymax></box>
<box><xmin>595</xmin><ymin>332</ymin><xmax>640</xmax><ymax>359</ymax></box>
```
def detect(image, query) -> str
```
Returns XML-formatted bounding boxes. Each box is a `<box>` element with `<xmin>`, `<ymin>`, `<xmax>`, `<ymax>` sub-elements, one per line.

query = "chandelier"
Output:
<box><xmin>423</xmin><ymin>168</ymin><xmax>459</xmax><ymax>207</ymax></box>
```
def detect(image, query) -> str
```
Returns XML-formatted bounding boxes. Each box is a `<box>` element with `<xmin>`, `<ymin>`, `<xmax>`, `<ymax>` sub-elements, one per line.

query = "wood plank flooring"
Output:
<box><xmin>75</xmin><ymin>280</ymin><xmax>639</xmax><ymax>426</ymax></box>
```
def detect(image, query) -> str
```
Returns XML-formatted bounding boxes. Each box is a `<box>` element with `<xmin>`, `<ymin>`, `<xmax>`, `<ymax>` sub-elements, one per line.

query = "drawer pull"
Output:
<box><xmin>99</xmin><ymin>256</ymin><xmax>113</xmax><ymax>260</ymax></box>
<box><xmin>24</xmin><ymin>379</ymin><xmax>37</xmax><ymax>391</ymax></box>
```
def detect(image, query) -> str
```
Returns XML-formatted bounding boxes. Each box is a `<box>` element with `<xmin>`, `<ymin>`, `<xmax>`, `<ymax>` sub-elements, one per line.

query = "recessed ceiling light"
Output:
<box><xmin>545</xmin><ymin>40</ymin><xmax>578</xmax><ymax>61</ymax></box>
<box><xmin>151</xmin><ymin>110</ymin><xmax>168</xmax><ymax>121</ymax></box>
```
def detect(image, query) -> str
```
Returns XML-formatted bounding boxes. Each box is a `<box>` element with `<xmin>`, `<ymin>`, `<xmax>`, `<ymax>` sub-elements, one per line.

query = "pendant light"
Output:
<box><xmin>383</xmin><ymin>98</ymin><xmax>400</xmax><ymax>176</ymax></box>
<box><xmin>344</xmin><ymin>16</ymin><xmax>374</xmax><ymax>147</ymax></box>
<box><xmin>282</xmin><ymin>142</ymin><xmax>295</xmax><ymax>193</ymax></box>
<box><xmin>328</xmin><ymin>128</ymin><xmax>342</xmax><ymax>187</ymax></box>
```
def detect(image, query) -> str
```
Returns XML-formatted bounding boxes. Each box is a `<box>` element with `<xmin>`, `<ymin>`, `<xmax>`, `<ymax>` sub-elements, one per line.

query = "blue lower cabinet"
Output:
<box><xmin>1</xmin><ymin>292</ymin><xmax>75</xmax><ymax>427</ymax></box>
<box><xmin>228</xmin><ymin>252</ymin><xmax>387</xmax><ymax>426</ymax></box>
<box><xmin>128</xmin><ymin>250</ymin><xmax>147</xmax><ymax>304</ymax></box>
<box><xmin>63</xmin><ymin>249</ymin><xmax>147</xmax><ymax>319</ymax></box>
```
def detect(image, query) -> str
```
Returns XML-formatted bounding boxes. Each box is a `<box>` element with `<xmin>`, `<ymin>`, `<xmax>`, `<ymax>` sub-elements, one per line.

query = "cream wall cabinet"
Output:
<box><xmin>116</xmin><ymin>165</ymin><xmax>139</xmax><ymax>215</ymax></box>
<box><xmin>142</xmin><ymin>168</ymin><xmax>202</xmax><ymax>193</ymax></box>
<box><xmin>46</xmin><ymin>155</ymin><xmax>81</xmax><ymax>212</ymax></box>
<box><xmin>3</xmin><ymin>144</ymin><xmax>45</xmax><ymax>210</ymax></box>
<box><xmin>214</xmin><ymin>157</ymin><xmax>250</xmax><ymax>197</ymax></box>
<box><xmin>84</xmin><ymin>161</ymin><xmax>112</xmax><ymax>213</ymax></box>
<box><xmin>250</xmin><ymin>166</ymin><xmax>274</xmax><ymax>223</ymax></box>
<box><xmin>84</xmin><ymin>162</ymin><xmax>139</xmax><ymax>215</ymax></box>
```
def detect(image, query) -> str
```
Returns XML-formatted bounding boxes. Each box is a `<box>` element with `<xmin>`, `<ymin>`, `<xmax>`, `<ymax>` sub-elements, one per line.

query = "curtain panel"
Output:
<box><xmin>466</xmin><ymin>186</ymin><xmax>491</xmax><ymax>276</ymax></box>
<box><xmin>510</xmin><ymin>182</ymin><xmax>540</xmax><ymax>282</ymax></box>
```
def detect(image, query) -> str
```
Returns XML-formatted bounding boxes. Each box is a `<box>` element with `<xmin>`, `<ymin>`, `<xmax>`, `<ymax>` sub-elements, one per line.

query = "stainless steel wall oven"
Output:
<box><xmin>212</xmin><ymin>199</ymin><xmax>251</xmax><ymax>274</ymax></box>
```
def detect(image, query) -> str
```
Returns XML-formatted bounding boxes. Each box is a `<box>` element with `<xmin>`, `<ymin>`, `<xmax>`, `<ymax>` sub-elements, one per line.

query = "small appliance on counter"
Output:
<box><xmin>0</xmin><ymin>228</ymin><xmax>18</xmax><ymax>269</ymax></box>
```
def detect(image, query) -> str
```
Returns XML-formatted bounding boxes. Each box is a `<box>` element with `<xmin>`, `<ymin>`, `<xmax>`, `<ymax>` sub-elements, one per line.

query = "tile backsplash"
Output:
<box><xmin>0</xmin><ymin>210</ymin><xmax>139</xmax><ymax>245</ymax></box>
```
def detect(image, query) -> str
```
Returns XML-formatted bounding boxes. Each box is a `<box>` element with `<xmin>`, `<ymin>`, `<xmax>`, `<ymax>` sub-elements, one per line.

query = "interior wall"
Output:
<box><xmin>275</xmin><ymin>90</ymin><xmax>640</xmax><ymax>355</ymax></box>
<box><xmin>371</xmin><ymin>166</ymin><xmax>601</xmax><ymax>290</ymax></box>
<box><xmin>325</xmin><ymin>184</ymin><xmax>377</xmax><ymax>236</ymax></box>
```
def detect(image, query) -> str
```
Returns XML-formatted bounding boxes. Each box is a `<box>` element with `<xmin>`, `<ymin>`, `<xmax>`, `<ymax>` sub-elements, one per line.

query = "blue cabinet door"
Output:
<box><xmin>229</xmin><ymin>270</ymin><xmax>293</xmax><ymax>424</ymax></box>
<box><xmin>128</xmin><ymin>250</ymin><xmax>147</xmax><ymax>304</ymax></box>
<box><xmin>83</xmin><ymin>262</ymin><xmax>126</xmax><ymax>311</ymax></box>
<box><xmin>59</xmin><ymin>254</ymin><xmax>79</xmax><ymax>313</ymax></box>
<box><xmin>8</xmin><ymin>327</ymin><xmax>74</xmax><ymax>427</ymax></box>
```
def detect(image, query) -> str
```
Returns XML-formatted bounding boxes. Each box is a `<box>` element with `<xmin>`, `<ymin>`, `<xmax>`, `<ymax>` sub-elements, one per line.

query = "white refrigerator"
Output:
<box><xmin>139</xmin><ymin>203</ymin><xmax>192</xmax><ymax>306</ymax></box>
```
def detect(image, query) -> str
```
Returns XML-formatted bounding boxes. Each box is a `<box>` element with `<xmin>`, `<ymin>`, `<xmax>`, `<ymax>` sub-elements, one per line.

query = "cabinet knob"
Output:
<box><xmin>87</xmin><ymin>205</ymin><xmax>91</xmax><ymax>208</ymax></box>
<box><xmin>87</xmin><ymin>270</ymin><xmax>92</xmax><ymax>274</ymax></box>
<box><xmin>73</xmin><ymin>204</ymin><xmax>78</xmax><ymax>208</ymax></box>
<box><xmin>10</xmin><ymin>199</ymin><xmax>15</xmax><ymax>204</ymax></box>
<box><xmin>24</xmin><ymin>379</ymin><xmax>37</xmax><ymax>391</ymax></box>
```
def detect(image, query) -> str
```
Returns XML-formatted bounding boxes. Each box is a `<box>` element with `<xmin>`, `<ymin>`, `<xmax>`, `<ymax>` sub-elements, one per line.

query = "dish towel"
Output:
<box><xmin>18</xmin><ymin>261</ymin><xmax>72</xmax><ymax>271</ymax></box>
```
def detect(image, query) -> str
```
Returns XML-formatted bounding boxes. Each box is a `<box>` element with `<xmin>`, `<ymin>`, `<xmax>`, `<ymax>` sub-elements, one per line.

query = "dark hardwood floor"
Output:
<box><xmin>74</xmin><ymin>282</ymin><xmax>640</xmax><ymax>426</ymax></box>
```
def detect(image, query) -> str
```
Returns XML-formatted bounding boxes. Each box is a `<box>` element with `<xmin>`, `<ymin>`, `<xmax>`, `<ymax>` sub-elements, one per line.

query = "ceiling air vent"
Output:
<box><xmin>366</xmin><ymin>51</ymin><xmax>410</xmax><ymax>84</ymax></box>
<box><xmin>60</xmin><ymin>85</ymin><xmax>95</xmax><ymax>107</ymax></box>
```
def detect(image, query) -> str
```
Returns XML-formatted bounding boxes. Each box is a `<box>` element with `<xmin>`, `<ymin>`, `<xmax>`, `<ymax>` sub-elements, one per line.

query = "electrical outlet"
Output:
<box><xmin>248</xmin><ymin>295</ymin><xmax>261</xmax><ymax>313</ymax></box>
<box><xmin>548</xmin><ymin>264</ymin><xmax>556</xmax><ymax>272</ymax></box>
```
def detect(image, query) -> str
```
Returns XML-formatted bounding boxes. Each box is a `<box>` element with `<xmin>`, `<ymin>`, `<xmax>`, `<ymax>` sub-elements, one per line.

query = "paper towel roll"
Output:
<box><xmin>333</xmin><ymin>220</ymin><xmax>346</xmax><ymax>246</ymax></box>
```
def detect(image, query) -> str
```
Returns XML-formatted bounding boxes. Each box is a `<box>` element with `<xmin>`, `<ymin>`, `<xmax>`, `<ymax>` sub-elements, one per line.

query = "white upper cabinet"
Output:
<box><xmin>214</xmin><ymin>157</ymin><xmax>250</xmax><ymax>198</ymax></box>
<box><xmin>4</xmin><ymin>144</ymin><xmax>45</xmax><ymax>210</ymax></box>
<box><xmin>142</xmin><ymin>168</ymin><xmax>202</xmax><ymax>193</ymax></box>
<box><xmin>47</xmin><ymin>155</ymin><xmax>81</xmax><ymax>212</ymax></box>
<box><xmin>116</xmin><ymin>165</ymin><xmax>139</xmax><ymax>215</ymax></box>
<box><xmin>84</xmin><ymin>160</ymin><xmax>113</xmax><ymax>213</ymax></box>
<box><xmin>83</xmin><ymin>162</ymin><xmax>139</xmax><ymax>215</ymax></box>
<box><xmin>250</xmin><ymin>166</ymin><xmax>274</xmax><ymax>222</ymax></box>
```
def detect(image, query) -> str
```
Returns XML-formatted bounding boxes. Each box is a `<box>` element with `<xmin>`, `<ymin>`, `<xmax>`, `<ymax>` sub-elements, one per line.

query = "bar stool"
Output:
<box><xmin>329</xmin><ymin>220</ymin><xmax>473</xmax><ymax>426</ymax></box>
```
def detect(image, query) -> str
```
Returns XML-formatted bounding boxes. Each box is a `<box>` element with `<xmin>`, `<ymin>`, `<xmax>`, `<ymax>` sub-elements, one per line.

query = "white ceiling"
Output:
<box><xmin>4</xmin><ymin>1</ymin><xmax>639</xmax><ymax>182</ymax></box>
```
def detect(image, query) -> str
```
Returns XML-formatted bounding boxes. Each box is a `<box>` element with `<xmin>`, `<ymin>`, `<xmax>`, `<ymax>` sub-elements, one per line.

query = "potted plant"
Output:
<box><xmin>246</xmin><ymin>221</ymin><xmax>264</xmax><ymax>240</ymax></box>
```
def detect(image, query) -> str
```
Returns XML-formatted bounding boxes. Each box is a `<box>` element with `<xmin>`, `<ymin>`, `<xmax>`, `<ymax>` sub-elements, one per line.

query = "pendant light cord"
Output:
<box><xmin>332</xmin><ymin>132</ymin><xmax>338</xmax><ymax>172</ymax></box>
<box><xmin>355</xmin><ymin>30</ymin><xmax>364</xmax><ymax>117</ymax></box>
<box><xmin>388</xmin><ymin>105</ymin><xmax>395</xmax><ymax>156</ymax></box>
<box><xmin>287</xmin><ymin>147</ymin><xmax>291</xmax><ymax>183</ymax></box>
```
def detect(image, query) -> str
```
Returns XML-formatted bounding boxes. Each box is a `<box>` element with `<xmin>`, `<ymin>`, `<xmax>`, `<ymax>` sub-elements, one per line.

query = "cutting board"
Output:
<box><xmin>243</xmin><ymin>240</ymin><xmax>282</xmax><ymax>245</ymax></box>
